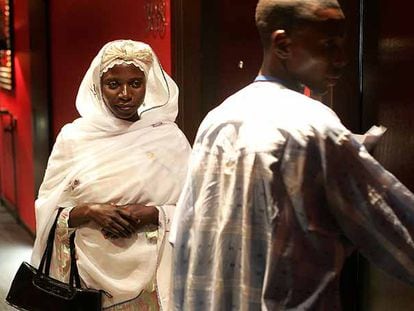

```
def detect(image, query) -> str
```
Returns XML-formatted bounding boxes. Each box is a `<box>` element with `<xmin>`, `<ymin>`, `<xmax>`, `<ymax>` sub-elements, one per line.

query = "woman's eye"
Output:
<box><xmin>107</xmin><ymin>81</ymin><xmax>119</xmax><ymax>89</ymax></box>
<box><xmin>131</xmin><ymin>80</ymin><xmax>143</xmax><ymax>88</ymax></box>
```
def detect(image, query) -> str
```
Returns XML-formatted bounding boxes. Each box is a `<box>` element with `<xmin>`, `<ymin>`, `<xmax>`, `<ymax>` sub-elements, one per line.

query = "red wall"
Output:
<box><xmin>49</xmin><ymin>0</ymin><xmax>172</xmax><ymax>137</ymax></box>
<box><xmin>0</xmin><ymin>0</ymin><xmax>35</xmax><ymax>231</ymax></box>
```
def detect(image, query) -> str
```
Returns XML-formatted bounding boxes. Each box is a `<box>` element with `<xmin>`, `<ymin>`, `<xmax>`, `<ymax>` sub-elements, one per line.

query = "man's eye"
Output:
<box><xmin>323</xmin><ymin>40</ymin><xmax>338</xmax><ymax>50</ymax></box>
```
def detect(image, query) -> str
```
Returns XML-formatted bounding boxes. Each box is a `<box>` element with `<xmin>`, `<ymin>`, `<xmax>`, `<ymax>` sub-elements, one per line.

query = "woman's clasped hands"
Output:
<box><xmin>99</xmin><ymin>203</ymin><xmax>159</xmax><ymax>239</ymax></box>
<box><xmin>70</xmin><ymin>203</ymin><xmax>159</xmax><ymax>239</ymax></box>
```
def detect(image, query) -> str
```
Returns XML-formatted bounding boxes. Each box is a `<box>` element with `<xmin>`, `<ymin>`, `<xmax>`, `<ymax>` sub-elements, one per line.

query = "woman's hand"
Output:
<box><xmin>117</xmin><ymin>204</ymin><xmax>159</xmax><ymax>229</ymax></box>
<box><xmin>69</xmin><ymin>203</ymin><xmax>136</xmax><ymax>239</ymax></box>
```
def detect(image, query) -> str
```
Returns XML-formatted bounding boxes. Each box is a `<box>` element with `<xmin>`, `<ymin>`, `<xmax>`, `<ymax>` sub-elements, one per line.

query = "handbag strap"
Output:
<box><xmin>37</xmin><ymin>208</ymin><xmax>82</xmax><ymax>289</ymax></box>
<box><xmin>38</xmin><ymin>208</ymin><xmax>63</xmax><ymax>276</ymax></box>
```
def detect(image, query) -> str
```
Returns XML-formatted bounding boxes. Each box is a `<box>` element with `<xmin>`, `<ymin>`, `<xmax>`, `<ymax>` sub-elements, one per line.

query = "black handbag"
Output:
<box><xmin>6</xmin><ymin>209</ymin><xmax>103</xmax><ymax>310</ymax></box>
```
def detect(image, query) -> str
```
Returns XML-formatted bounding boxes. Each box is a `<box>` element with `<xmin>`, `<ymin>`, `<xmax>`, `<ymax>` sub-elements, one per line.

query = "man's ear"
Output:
<box><xmin>271</xmin><ymin>30</ymin><xmax>291</xmax><ymax>59</ymax></box>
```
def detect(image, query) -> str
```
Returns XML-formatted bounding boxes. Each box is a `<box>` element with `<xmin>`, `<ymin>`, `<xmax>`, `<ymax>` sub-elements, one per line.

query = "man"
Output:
<box><xmin>171</xmin><ymin>0</ymin><xmax>414</xmax><ymax>309</ymax></box>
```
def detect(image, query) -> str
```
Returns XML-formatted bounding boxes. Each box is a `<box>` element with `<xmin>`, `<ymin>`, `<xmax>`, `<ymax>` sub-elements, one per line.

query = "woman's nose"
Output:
<box><xmin>119</xmin><ymin>85</ymin><xmax>130</xmax><ymax>98</ymax></box>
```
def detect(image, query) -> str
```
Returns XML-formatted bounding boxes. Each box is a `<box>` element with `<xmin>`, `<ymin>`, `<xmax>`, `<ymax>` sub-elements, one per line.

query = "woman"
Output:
<box><xmin>30</xmin><ymin>40</ymin><xmax>191</xmax><ymax>310</ymax></box>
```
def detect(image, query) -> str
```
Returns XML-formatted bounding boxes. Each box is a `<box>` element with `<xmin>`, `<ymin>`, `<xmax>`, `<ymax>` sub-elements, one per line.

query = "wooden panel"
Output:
<box><xmin>214</xmin><ymin>0</ymin><xmax>261</xmax><ymax>106</ymax></box>
<box><xmin>361</xmin><ymin>0</ymin><xmax>414</xmax><ymax>309</ymax></box>
<box><xmin>172</xmin><ymin>0</ymin><xmax>260</xmax><ymax>142</ymax></box>
<box><xmin>29</xmin><ymin>0</ymin><xmax>51</xmax><ymax>194</ymax></box>
<box><xmin>363</xmin><ymin>1</ymin><xmax>414</xmax><ymax>186</ymax></box>
<box><xmin>172</xmin><ymin>0</ymin><xmax>202</xmax><ymax>143</ymax></box>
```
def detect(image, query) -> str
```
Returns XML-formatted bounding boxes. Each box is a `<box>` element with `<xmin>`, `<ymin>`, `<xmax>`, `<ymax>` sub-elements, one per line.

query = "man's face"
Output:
<box><xmin>286</xmin><ymin>8</ymin><xmax>346</xmax><ymax>95</ymax></box>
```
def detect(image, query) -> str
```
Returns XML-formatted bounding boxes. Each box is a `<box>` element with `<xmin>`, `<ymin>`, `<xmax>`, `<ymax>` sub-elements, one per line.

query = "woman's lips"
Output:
<box><xmin>116</xmin><ymin>105</ymin><xmax>135</xmax><ymax>111</ymax></box>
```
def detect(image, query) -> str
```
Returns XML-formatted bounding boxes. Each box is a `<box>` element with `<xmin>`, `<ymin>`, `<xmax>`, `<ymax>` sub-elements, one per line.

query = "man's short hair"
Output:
<box><xmin>255</xmin><ymin>0</ymin><xmax>341</xmax><ymax>48</ymax></box>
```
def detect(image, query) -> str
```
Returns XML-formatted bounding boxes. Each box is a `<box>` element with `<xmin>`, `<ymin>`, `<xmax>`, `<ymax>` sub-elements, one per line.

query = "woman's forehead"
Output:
<box><xmin>102</xmin><ymin>63</ymin><xmax>145</xmax><ymax>78</ymax></box>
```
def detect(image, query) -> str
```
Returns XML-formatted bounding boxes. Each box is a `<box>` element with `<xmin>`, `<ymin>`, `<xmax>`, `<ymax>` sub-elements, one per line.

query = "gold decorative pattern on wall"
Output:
<box><xmin>144</xmin><ymin>0</ymin><xmax>167</xmax><ymax>38</ymax></box>
<box><xmin>0</xmin><ymin>0</ymin><xmax>13</xmax><ymax>91</ymax></box>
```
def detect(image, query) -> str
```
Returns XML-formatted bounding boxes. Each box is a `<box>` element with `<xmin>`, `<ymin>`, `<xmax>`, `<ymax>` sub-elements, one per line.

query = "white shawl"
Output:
<box><xmin>31</xmin><ymin>40</ymin><xmax>191</xmax><ymax>308</ymax></box>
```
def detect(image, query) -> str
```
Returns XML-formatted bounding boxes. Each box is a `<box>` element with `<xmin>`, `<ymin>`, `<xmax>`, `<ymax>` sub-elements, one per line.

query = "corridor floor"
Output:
<box><xmin>0</xmin><ymin>205</ymin><xmax>33</xmax><ymax>310</ymax></box>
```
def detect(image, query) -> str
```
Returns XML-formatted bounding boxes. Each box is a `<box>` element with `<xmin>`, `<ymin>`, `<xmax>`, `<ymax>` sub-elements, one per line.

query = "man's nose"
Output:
<box><xmin>334</xmin><ymin>47</ymin><xmax>348</xmax><ymax>68</ymax></box>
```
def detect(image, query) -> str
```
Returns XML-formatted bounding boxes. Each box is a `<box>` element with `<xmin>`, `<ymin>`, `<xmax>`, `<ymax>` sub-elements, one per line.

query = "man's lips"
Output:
<box><xmin>326</xmin><ymin>75</ymin><xmax>341</xmax><ymax>85</ymax></box>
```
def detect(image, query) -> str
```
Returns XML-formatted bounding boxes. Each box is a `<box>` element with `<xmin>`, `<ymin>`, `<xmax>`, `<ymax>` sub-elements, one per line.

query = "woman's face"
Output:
<box><xmin>101</xmin><ymin>63</ymin><xmax>146</xmax><ymax>122</ymax></box>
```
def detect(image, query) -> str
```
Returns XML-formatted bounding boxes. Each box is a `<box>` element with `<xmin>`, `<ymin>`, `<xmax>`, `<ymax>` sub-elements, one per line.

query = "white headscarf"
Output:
<box><xmin>31</xmin><ymin>40</ymin><xmax>191</xmax><ymax>308</ymax></box>
<box><xmin>74</xmin><ymin>39</ymin><xmax>179</xmax><ymax>133</ymax></box>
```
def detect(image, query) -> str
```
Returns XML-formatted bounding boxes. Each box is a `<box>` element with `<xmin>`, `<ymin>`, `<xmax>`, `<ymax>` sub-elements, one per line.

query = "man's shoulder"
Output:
<box><xmin>210</xmin><ymin>83</ymin><xmax>339</xmax><ymax>124</ymax></box>
<box><xmin>196</xmin><ymin>83</ymin><xmax>345</xmax><ymax>144</ymax></box>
